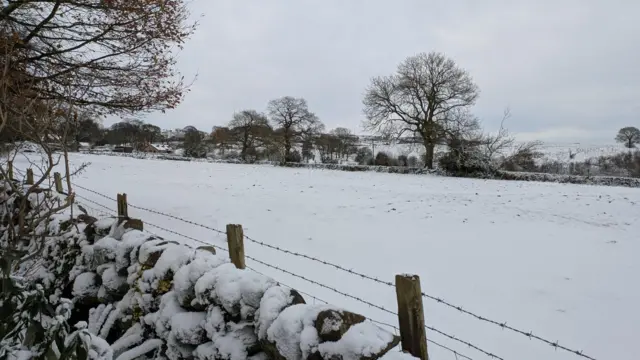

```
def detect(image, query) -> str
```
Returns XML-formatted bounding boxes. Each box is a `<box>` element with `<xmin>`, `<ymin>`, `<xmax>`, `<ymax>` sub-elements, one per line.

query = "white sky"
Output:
<box><xmin>114</xmin><ymin>0</ymin><xmax>640</xmax><ymax>144</ymax></box>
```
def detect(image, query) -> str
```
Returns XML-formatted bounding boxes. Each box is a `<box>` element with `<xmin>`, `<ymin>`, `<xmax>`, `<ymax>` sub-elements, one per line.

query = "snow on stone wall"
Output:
<box><xmin>8</xmin><ymin>183</ymin><xmax>404</xmax><ymax>360</ymax></box>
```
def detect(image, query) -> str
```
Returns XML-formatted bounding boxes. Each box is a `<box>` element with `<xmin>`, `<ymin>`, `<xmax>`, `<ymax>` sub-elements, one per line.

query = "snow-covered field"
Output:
<box><xmin>12</xmin><ymin>153</ymin><xmax>640</xmax><ymax>360</ymax></box>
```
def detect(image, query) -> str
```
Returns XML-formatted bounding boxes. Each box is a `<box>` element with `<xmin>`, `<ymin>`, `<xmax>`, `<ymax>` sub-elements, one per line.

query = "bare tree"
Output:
<box><xmin>183</xmin><ymin>126</ymin><xmax>206</xmax><ymax>158</ymax></box>
<box><xmin>478</xmin><ymin>109</ymin><xmax>515</xmax><ymax>161</ymax></box>
<box><xmin>0</xmin><ymin>70</ymin><xmax>91</xmax><ymax>275</ymax></box>
<box><xmin>229</xmin><ymin>110</ymin><xmax>270</xmax><ymax>161</ymax></box>
<box><xmin>210</xmin><ymin>126</ymin><xmax>233</xmax><ymax>156</ymax></box>
<box><xmin>0</xmin><ymin>0</ymin><xmax>195</xmax><ymax>118</ymax></box>
<box><xmin>363</xmin><ymin>52</ymin><xmax>479</xmax><ymax>168</ymax></box>
<box><xmin>267</xmin><ymin>96</ymin><xmax>323</xmax><ymax>160</ymax></box>
<box><xmin>331</xmin><ymin>127</ymin><xmax>358</xmax><ymax>159</ymax></box>
<box><xmin>615</xmin><ymin>126</ymin><xmax>640</xmax><ymax>149</ymax></box>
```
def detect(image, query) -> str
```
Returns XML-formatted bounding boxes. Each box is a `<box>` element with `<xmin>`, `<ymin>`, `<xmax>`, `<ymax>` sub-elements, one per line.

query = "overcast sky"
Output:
<box><xmin>121</xmin><ymin>0</ymin><xmax>640</xmax><ymax>144</ymax></box>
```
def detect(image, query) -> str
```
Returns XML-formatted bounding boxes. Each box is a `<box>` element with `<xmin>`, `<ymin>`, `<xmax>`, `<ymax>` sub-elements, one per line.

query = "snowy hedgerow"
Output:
<box><xmin>73</xmin><ymin>272</ymin><xmax>101</xmax><ymax>301</ymax></box>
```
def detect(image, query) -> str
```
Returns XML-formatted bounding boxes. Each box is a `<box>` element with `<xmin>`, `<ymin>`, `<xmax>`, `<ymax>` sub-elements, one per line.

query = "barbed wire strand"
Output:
<box><xmin>74</xmin><ymin>201</ymin><xmax>114</xmax><ymax>218</ymax></box>
<box><xmin>143</xmin><ymin>221</ymin><xmax>229</xmax><ymax>253</ymax></box>
<box><xmin>72</xmin><ymin>182</ymin><xmax>227</xmax><ymax>235</ymax></box>
<box><xmin>128</xmin><ymin>201</ymin><xmax>226</xmax><ymax>235</ymax></box>
<box><xmin>419</xmin><ymin>295</ymin><xmax>594</xmax><ymax>360</ymax></box>
<box><xmin>71</xmin><ymin>182</ymin><xmax>118</xmax><ymax>202</ymax></box>
<box><xmin>241</xmin><ymin>233</ymin><xmax>594</xmax><ymax>360</ymax></box>
<box><xmin>74</xmin><ymin>198</ymin><xmax>167</xmax><ymax>246</ymax></box>
<box><xmin>73</xmin><ymin>188</ymin><xmax>229</xmax><ymax>254</ymax></box>
<box><xmin>68</xmin><ymin>183</ymin><xmax>593</xmax><ymax>360</ymax></box>
<box><xmin>74</xmin><ymin>194</ymin><xmax>117</xmax><ymax>214</ymax></box>
<box><xmin>245</xmin><ymin>254</ymin><xmax>503</xmax><ymax>360</ymax></box>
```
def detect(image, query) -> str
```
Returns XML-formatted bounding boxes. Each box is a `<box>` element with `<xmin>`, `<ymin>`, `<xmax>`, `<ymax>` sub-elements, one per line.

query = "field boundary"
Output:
<box><xmin>77</xmin><ymin>150</ymin><xmax>640</xmax><ymax>188</ymax></box>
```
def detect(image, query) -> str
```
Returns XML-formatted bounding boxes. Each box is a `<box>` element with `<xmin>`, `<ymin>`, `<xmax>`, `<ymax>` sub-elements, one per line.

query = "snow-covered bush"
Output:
<box><xmin>0</xmin><ymin>181</ymin><xmax>99</xmax><ymax>360</ymax></box>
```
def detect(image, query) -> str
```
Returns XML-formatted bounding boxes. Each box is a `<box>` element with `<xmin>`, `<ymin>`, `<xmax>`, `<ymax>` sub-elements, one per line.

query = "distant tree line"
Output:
<box><xmin>208</xmin><ymin>96</ymin><xmax>366</xmax><ymax>164</ymax></box>
<box><xmin>62</xmin><ymin>51</ymin><xmax>640</xmax><ymax>176</ymax></box>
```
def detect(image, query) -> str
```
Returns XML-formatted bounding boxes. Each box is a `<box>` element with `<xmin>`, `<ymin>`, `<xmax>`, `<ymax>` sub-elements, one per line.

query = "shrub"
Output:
<box><xmin>320</xmin><ymin>156</ymin><xmax>339</xmax><ymax>164</ymax></box>
<box><xmin>438</xmin><ymin>145</ymin><xmax>491</xmax><ymax>175</ymax></box>
<box><xmin>354</xmin><ymin>147</ymin><xmax>373</xmax><ymax>165</ymax></box>
<box><xmin>397</xmin><ymin>155</ymin><xmax>409</xmax><ymax>167</ymax></box>
<box><xmin>374</xmin><ymin>151</ymin><xmax>397</xmax><ymax>166</ymax></box>
<box><xmin>501</xmin><ymin>147</ymin><xmax>542</xmax><ymax>172</ymax></box>
<box><xmin>222</xmin><ymin>150</ymin><xmax>240</xmax><ymax>160</ymax></box>
<box><xmin>407</xmin><ymin>155</ymin><xmax>419</xmax><ymax>168</ymax></box>
<box><xmin>286</xmin><ymin>150</ymin><xmax>302</xmax><ymax>163</ymax></box>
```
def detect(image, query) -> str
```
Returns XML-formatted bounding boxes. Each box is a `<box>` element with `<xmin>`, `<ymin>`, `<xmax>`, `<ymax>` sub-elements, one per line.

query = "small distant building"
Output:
<box><xmin>113</xmin><ymin>145</ymin><xmax>134</xmax><ymax>153</ymax></box>
<box><xmin>140</xmin><ymin>143</ymin><xmax>172</xmax><ymax>153</ymax></box>
<box><xmin>78</xmin><ymin>142</ymin><xmax>91</xmax><ymax>151</ymax></box>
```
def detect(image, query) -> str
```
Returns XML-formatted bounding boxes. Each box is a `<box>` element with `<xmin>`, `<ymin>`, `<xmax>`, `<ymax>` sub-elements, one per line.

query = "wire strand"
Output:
<box><xmin>244</xmin><ymin>253</ymin><xmax>503</xmax><ymax>360</ymax></box>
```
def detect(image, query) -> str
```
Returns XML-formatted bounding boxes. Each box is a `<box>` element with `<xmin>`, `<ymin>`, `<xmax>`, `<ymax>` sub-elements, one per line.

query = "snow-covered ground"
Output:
<box><xmin>12</xmin><ymin>153</ymin><xmax>639</xmax><ymax>360</ymax></box>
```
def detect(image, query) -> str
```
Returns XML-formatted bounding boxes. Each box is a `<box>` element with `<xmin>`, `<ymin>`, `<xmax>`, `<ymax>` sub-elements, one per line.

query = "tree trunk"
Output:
<box><xmin>284</xmin><ymin>133</ymin><xmax>291</xmax><ymax>159</ymax></box>
<box><xmin>423</xmin><ymin>143</ymin><xmax>435</xmax><ymax>169</ymax></box>
<box><xmin>241</xmin><ymin>131</ymin><xmax>249</xmax><ymax>161</ymax></box>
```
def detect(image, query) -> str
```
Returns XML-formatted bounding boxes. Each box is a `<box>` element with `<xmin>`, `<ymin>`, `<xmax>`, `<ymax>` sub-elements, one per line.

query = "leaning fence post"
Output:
<box><xmin>395</xmin><ymin>274</ymin><xmax>429</xmax><ymax>360</ymax></box>
<box><xmin>117</xmin><ymin>193</ymin><xmax>128</xmax><ymax>218</ymax></box>
<box><xmin>7</xmin><ymin>161</ymin><xmax>13</xmax><ymax>180</ymax></box>
<box><xmin>54</xmin><ymin>172</ymin><xmax>64</xmax><ymax>193</ymax></box>
<box><xmin>26</xmin><ymin>168</ymin><xmax>34</xmax><ymax>185</ymax></box>
<box><xmin>226</xmin><ymin>224</ymin><xmax>245</xmax><ymax>269</ymax></box>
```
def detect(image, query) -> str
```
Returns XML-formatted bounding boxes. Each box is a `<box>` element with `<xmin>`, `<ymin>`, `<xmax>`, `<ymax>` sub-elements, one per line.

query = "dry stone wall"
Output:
<box><xmin>20</xmin><ymin>204</ymin><xmax>402</xmax><ymax>360</ymax></box>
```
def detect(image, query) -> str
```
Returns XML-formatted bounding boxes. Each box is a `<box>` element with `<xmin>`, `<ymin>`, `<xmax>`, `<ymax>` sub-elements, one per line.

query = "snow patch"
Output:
<box><xmin>318</xmin><ymin>322</ymin><xmax>396</xmax><ymax>360</ymax></box>
<box><xmin>72</xmin><ymin>272</ymin><xmax>100</xmax><ymax>299</ymax></box>
<box><xmin>170</xmin><ymin>312</ymin><xmax>207</xmax><ymax>345</ymax></box>
<box><xmin>266</xmin><ymin>304</ymin><xmax>330</xmax><ymax>360</ymax></box>
<box><xmin>256</xmin><ymin>286</ymin><xmax>294</xmax><ymax>341</ymax></box>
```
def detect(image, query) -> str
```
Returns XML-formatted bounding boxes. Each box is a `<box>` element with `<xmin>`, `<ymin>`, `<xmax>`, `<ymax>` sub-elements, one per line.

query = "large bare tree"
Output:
<box><xmin>363</xmin><ymin>52</ymin><xmax>479</xmax><ymax>168</ymax></box>
<box><xmin>615</xmin><ymin>126</ymin><xmax>640</xmax><ymax>149</ymax></box>
<box><xmin>267</xmin><ymin>96</ymin><xmax>323</xmax><ymax>160</ymax></box>
<box><xmin>1</xmin><ymin>0</ymin><xmax>195</xmax><ymax>118</ymax></box>
<box><xmin>229</xmin><ymin>109</ymin><xmax>270</xmax><ymax>161</ymax></box>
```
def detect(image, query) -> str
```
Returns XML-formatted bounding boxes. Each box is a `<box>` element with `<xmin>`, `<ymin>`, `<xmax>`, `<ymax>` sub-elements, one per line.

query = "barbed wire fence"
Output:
<box><xmin>68</xmin><ymin>181</ymin><xmax>598</xmax><ymax>360</ymax></box>
<box><xmin>70</xmin><ymin>185</ymin><xmax>495</xmax><ymax>360</ymax></box>
<box><xmin>246</xmin><ymin>266</ymin><xmax>475</xmax><ymax>360</ymax></box>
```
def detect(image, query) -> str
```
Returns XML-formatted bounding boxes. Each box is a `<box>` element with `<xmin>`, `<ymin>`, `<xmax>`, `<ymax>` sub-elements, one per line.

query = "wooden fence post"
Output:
<box><xmin>26</xmin><ymin>168</ymin><xmax>34</xmax><ymax>185</ymax></box>
<box><xmin>54</xmin><ymin>172</ymin><xmax>64</xmax><ymax>193</ymax></box>
<box><xmin>7</xmin><ymin>161</ymin><xmax>13</xmax><ymax>180</ymax></box>
<box><xmin>226</xmin><ymin>224</ymin><xmax>245</xmax><ymax>269</ymax></box>
<box><xmin>117</xmin><ymin>193</ymin><xmax>128</xmax><ymax>218</ymax></box>
<box><xmin>395</xmin><ymin>274</ymin><xmax>429</xmax><ymax>360</ymax></box>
